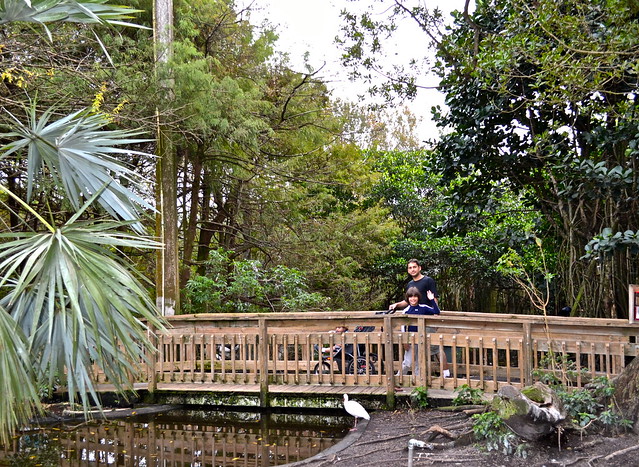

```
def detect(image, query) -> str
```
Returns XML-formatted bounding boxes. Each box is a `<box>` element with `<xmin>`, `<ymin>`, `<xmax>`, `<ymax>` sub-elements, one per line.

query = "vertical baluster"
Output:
<box><xmin>242</xmin><ymin>334</ymin><xmax>249</xmax><ymax>384</ymax></box>
<box><xmin>283</xmin><ymin>334</ymin><xmax>289</xmax><ymax>384</ymax></box>
<box><xmin>576</xmin><ymin>342</ymin><xmax>582</xmax><ymax>388</ymax></box>
<box><xmin>491</xmin><ymin>338</ymin><xmax>498</xmax><ymax>392</ymax></box>
<box><xmin>505</xmin><ymin>338</ymin><xmax>511</xmax><ymax>384</ymax></box>
<box><xmin>169</xmin><ymin>334</ymin><xmax>176</xmax><ymax>382</ymax></box>
<box><xmin>450</xmin><ymin>335</ymin><xmax>458</xmax><ymax>383</ymax></box>
<box><xmin>294</xmin><ymin>334</ymin><xmax>300</xmax><ymax>385</ymax></box>
<box><xmin>478</xmin><ymin>337</ymin><xmax>485</xmax><ymax>391</ymax></box>
<box><xmin>231</xmin><ymin>334</ymin><xmax>237</xmax><ymax>383</ymax></box>
<box><xmin>465</xmin><ymin>337</ymin><xmax>471</xmax><ymax>385</ymax></box>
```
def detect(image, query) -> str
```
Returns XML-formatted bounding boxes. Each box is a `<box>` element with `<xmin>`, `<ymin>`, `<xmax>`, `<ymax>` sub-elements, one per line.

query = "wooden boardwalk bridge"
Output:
<box><xmin>96</xmin><ymin>311</ymin><xmax>639</xmax><ymax>408</ymax></box>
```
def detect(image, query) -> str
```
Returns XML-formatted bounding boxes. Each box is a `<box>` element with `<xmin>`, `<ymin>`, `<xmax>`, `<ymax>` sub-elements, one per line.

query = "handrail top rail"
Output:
<box><xmin>164</xmin><ymin>311</ymin><xmax>636</xmax><ymax>329</ymax></box>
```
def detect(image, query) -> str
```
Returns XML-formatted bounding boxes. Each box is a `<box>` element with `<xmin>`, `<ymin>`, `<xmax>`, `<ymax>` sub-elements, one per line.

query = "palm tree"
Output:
<box><xmin>0</xmin><ymin>0</ymin><xmax>165</xmax><ymax>445</ymax></box>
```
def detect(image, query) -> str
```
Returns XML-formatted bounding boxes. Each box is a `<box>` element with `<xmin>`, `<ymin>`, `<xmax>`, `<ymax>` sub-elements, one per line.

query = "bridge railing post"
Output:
<box><xmin>259</xmin><ymin>317</ymin><xmax>269</xmax><ymax>407</ymax></box>
<box><xmin>147</xmin><ymin>323</ymin><xmax>157</xmax><ymax>393</ymax></box>
<box><xmin>522</xmin><ymin>322</ymin><xmax>533</xmax><ymax>386</ymax></box>
<box><xmin>384</xmin><ymin>316</ymin><xmax>396</xmax><ymax>408</ymax></box>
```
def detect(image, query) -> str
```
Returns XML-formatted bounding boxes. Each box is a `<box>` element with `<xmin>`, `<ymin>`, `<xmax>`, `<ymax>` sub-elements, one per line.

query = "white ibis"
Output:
<box><xmin>343</xmin><ymin>394</ymin><xmax>370</xmax><ymax>430</ymax></box>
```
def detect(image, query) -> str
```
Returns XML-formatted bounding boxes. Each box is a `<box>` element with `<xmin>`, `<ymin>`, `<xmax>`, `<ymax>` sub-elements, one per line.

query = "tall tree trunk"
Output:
<box><xmin>154</xmin><ymin>0</ymin><xmax>179</xmax><ymax>316</ymax></box>
<box><xmin>180</xmin><ymin>146</ymin><xmax>204</xmax><ymax>287</ymax></box>
<box><xmin>195</xmin><ymin>170</ymin><xmax>214</xmax><ymax>277</ymax></box>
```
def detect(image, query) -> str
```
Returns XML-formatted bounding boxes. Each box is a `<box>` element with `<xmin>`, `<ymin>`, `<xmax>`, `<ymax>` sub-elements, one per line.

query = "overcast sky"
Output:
<box><xmin>245</xmin><ymin>1</ymin><xmax>467</xmax><ymax>141</ymax></box>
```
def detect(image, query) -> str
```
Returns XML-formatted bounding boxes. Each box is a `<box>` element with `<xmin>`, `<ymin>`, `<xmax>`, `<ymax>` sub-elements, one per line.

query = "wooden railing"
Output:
<box><xmin>97</xmin><ymin>311</ymin><xmax>639</xmax><ymax>398</ymax></box>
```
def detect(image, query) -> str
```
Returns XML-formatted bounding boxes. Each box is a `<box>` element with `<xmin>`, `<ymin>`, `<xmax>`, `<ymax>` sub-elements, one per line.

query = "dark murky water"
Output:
<box><xmin>0</xmin><ymin>408</ymin><xmax>352</xmax><ymax>466</ymax></box>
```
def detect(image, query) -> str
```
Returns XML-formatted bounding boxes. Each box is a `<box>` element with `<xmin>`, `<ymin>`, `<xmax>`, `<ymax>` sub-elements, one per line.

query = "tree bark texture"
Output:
<box><xmin>494</xmin><ymin>383</ymin><xmax>565</xmax><ymax>441</ymax></box>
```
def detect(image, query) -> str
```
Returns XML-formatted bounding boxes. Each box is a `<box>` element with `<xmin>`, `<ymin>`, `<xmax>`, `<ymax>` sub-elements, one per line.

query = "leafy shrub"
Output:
<box><xmin>471</xmin><ymin>411</ymin><xmax>523</xmax><ymax>456</ymax></box>
<box><xmin>598</xmin><ymin>405</ymin><xmax>633</xmax><ymax>431</ymax></box>
<box><xmin>556</xmin><ymin>377</ymin><xmax>633</xmax><ymax>432</ymax></box>
<box><xmin>452</xmin><ymin>384</ymin><xmax>485</xmax><ymax>406</ymax></box>
<box><xmin>183</xmin><ymin>248</ymin><xmax>328</xmax><ymax>313</ymax></box>
<box><xmin>557</xmin><ymin>386</ymin><xmax>602</xmax><ymax>426</ymax></box>
<box><xmin>410</xmin><ymin>386</ymin><xmax>429</xmax><ymax>409</ymax></box>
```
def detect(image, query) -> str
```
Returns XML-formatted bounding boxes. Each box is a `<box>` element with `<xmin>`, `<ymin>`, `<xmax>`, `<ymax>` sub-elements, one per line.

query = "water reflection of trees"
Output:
<box><xmin>1</xmin><ymin>410</ymin><xmax>349</xmax><ymax>466</ymax></box>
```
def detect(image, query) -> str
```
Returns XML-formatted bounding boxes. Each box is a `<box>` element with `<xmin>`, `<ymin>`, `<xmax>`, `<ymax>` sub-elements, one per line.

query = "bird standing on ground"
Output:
<box><xmin>343</xmin><ymin>394</ymin><xmax>370</xmax><ymax>430</ymax></box>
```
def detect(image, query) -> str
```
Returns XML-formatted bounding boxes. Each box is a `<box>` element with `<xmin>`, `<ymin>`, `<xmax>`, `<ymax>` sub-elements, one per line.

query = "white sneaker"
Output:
<box><xmin>443</xmin><ymin>369</ymin><xmax>451</xmax><ymax>377</ymax></box>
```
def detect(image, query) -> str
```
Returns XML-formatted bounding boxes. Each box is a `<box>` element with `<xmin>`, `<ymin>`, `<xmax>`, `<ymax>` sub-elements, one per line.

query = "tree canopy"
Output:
<box><xmin>337</xmin><ymin>0</ymin><xmax>639</xmax><ymax>318</ymax></box>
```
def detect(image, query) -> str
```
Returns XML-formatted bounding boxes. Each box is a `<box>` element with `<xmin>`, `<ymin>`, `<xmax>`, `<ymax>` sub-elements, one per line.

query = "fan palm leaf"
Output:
<box><xmin>0</xmin><ymin>306</ymin><xmax>41</xmax><ymax>446</ymax></box>
<box><xmin>0</xmin><ymin>216</ymin><xmax>165</xmax><ymax>413</ymax></box>
<box><xmin>0</xmin><ymin>0</ymin><xmax>147</xmax><ymax>28</ymax></box>
<box><xmin>1</xmin><ymin>105</ymin><xmax>155</xmax><ymax>233</ymax></box>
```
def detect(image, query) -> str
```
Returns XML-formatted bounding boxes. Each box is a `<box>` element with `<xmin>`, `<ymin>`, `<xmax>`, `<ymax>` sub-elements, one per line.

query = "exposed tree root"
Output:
<box><xmin>462</xmin><ymin>407</ymin><xmax>486</xmax><ymax>415</ymax></box>
<box><xmin>353</xmin><ymin>433</ymin><xmax>407</xmax><ymax>447</ymax></box>
<box><xmin>330</xmin><ymin>447</ymin><xmax>405</xmax><ymax>465</ymax></box>
<box><xmin>438</xmin><ymin>404</ymin><xmax>486</xmax><ymax>412</ymax></box>
<box><xmin>421</xmin><ymin>424</ymin><xmax>455</xmax><ymax>441</ymax></box>
<box><xmin>602</xmin><ymin>443</ymin><xmax>639</xmax><ymax>461</ymax></box>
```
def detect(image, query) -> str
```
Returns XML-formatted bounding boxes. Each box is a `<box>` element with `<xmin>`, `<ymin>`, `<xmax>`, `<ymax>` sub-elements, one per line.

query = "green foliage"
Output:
<box><xmin>496</xmin><ymin>236</ymin><xmax>555</xmax><ymax>315</ymax></box>
<box><xmin>368</xmin><ymin>149</ymin><xmax>443</xmax><ymax>231</ymax></box>
<box><xmin>598</xmin><ymin>405</ymin><xmax>634</xmax><ymax>431</ymax></box>
<box><xmin>159</xmin><ymin>0</ymin><xmax>402</xmax><ymax>313</ymax></box>
<box><xmin>452</xmin><ymin>384</ymin><xmax>485</xmax><ymax>406</ymax></box>
<box><xmin>0</xmin><ymin>306</ymin><xmax>40</xmax><ymax>445</ymax></box>
<box><xmin>433</xmin><ymin>0</ymin><xmax>639</xmax><ymax>316</ymax></box>
<box><xmin>337</xmin><ymin>0</ymin><xmax>639</xmax><ymax>316</ymax></box>
<box><xmin>369</xmin><ymin>147</ymin><xmax>543</xmax><ymax>312</ymax></box>
<box><xmin>1</xmin><ymin>104</ymin><xmax>154</xmax><ymax>232</ymax></box>
<box><xmin>0</xmin><ymin>0</ymin><xmax>165</xmax><ymax>446</ymax></box>
<box><xmin>410</xmin><ymin>386</ymin><xmax>429</xmax><ymax>409</ymax></box>
<box><xmin>0</xmin><ymin>0</ymin><xmax>148</xmax><ymax>34</ymax></box>
<box><xmin>553</xmin><ymin>376</ymin><xmax>633</xmax><ymax>432</ymax></box>
<box><xmin>471</xmin><ymin>411</ymin><xmax>523</xmax><ymax>456</ymax></box>
<box><xmin>532</xmin><ymin>352</ymin><xmax>589</xmax><ymax>387</ymax></box>
<box><xmin>558</xmin><ymin>387</ymin><xmax>602</xmax><ymax>427</ymax></box>
<box><xmin>183</xmin><ymin>249</ymin><xmax>328</xmax><ymax>313</ymax></box>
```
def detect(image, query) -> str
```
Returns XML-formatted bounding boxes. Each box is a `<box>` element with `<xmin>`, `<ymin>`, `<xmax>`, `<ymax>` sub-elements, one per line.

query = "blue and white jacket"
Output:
<box><xmin>401</xmin><ymin>302</ymin><xmax>440</xmax><ymax>332</ymax></box>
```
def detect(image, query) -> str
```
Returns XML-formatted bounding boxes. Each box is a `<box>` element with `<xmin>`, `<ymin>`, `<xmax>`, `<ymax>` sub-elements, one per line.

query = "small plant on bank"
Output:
<box><xmin>452</xmin><ymin>384</ymin><xmax>485</xmax><ymax>406</ymax></box>
<box><xmin>556</xmin><ymin>377</ymin><xmax>633</xmax><ymax>433</ymax></box>
<box><xmin>598</xmin><ymin>405</ymin><xmax>634</xmax><ymax>432</ymax></box>
<box><xmin>410</xmin><ymin>386</ymin><xmax>429</xmax><ymax>409</ymax></box>
<box><xmin>471</xmin><ymin>411</ymin><xmax>525</xmax><ymax>456</ymax></box>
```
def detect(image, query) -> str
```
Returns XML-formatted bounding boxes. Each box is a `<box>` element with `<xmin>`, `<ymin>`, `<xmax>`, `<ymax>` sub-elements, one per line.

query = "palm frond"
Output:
<box><xmin>0</xmin><ymin>217</ymin><xmax>165</xmax><ymax>412</ymax></box>
<box><xmin>0</xmin><ymin>0</ymin><xmax>148</xmax><ymax>29</ymax></box>
<box><xmin>1</xmin><ymin>105</ymin><xmax>155</xmax><ymax>233</ymax></box>
<box><xmin>0</xmin><ymin>306</ymin><xmax>41</xmax><ymax>446</ymax></box>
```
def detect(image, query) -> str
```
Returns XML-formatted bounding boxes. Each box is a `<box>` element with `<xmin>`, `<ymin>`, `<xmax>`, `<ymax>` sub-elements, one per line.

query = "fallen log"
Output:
<box><xmin>492</xmin><ymin>383</ymin><xmax>565</xmax><ymax>441</ymax></box>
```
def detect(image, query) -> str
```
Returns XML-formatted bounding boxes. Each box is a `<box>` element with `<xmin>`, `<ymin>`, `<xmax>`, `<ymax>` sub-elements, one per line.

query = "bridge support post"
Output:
<box><xmin>259</xmin><ymin>317</ymin><xmax>270</xmax><ymax>407</ymax></box>
<box><xmin>384</xmin><ymin>316</ymin><xmax>396</xmax><ymax>409</ymax></box>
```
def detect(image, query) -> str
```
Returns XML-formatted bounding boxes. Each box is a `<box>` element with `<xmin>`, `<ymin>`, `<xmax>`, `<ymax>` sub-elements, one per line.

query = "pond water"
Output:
<box><xmin>0</xmin><ymin>407</ymin><xmax>352</xmax><ymax>466</ymax></box>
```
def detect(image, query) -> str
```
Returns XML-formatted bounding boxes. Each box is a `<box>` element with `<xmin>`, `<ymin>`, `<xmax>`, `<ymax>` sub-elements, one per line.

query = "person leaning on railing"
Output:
<box><xmin>388</xmin><ymin>258</ymin><xmax>438</xmax><ymax>311</ymax></box>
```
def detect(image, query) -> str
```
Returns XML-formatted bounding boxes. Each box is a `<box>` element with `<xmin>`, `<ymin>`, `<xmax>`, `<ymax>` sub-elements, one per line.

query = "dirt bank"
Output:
<box><xmin>291</xmin><ymin>408</ymin><xmax>639</xmax><ymax>467</ymax></box>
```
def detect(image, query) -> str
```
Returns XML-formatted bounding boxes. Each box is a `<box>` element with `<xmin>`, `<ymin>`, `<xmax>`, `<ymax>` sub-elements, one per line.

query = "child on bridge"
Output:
<box><xmin>399</xmin><ymin>287</ymin><xmax>450</xmax><ymax>377</ymax></box>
